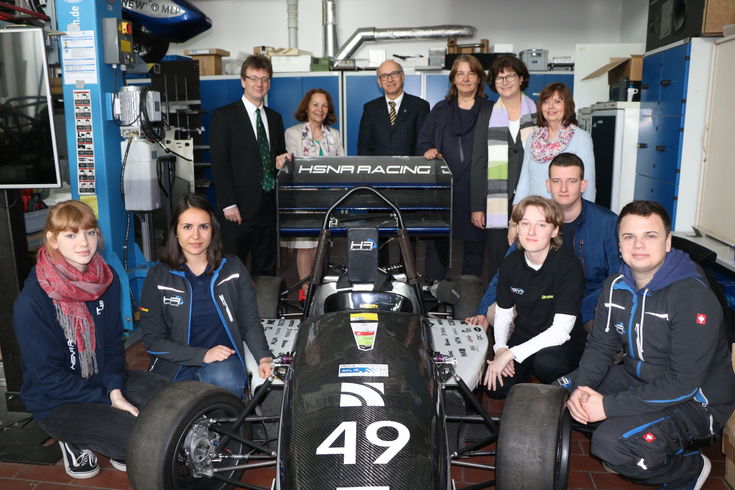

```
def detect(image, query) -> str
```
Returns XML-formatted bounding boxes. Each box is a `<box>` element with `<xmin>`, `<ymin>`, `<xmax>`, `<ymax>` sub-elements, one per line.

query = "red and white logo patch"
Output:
<box><xmin>696</xmin><ymin>314</ymin><xmax>707</xmax><ymax>325</ymax></box>
<box><xmin>643</xmin><ymin>432</ymin><xmax>656</xmax><ymax>443</ymax></box>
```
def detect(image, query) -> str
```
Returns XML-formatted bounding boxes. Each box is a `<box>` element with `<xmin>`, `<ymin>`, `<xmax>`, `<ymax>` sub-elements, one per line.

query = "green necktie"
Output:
<box><xmin>256</xmin><ymin>108</ymin><xmax>275</xmax><ymax>191</ymax></box>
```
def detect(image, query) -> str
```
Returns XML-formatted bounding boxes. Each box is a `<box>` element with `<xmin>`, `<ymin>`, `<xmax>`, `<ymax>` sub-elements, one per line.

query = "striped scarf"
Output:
<box><xmin>485</xmin><ymin>94</ymin><xmax>537</xmax><ymax>228</ymax></box>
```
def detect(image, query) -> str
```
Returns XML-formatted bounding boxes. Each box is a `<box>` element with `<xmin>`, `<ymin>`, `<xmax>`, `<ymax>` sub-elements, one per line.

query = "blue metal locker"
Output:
<box><xmin>634</xmin><ymin>174</ymin><xmax>676</xmax><ymax>222</ymax></box>
<box><xmin>524</xmin><ymin>72</ymin><xmax>574</xmax><ymax>102</ymax></box>
<box><xmin>658</xmin><ymin>43</ymin><xmax>690</xmax><ymax>116</ymax></box>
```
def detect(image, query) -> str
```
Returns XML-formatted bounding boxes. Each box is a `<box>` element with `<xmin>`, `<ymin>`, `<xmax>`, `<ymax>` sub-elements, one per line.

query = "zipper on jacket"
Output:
<box><xmin>208</xmin><ymin>260</ymin><xmax>246</xmax><ymax>370</ymax></box>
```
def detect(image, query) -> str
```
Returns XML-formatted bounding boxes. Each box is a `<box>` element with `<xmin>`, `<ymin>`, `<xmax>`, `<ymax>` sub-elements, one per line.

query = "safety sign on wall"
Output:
<box><xmin>73</xmin><ymin>90</ymin><xmax>96</xmax><ymax>195</ymax></box>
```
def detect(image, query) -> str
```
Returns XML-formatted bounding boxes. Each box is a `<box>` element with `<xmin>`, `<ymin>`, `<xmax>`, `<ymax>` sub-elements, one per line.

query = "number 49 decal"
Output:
<box><xmin>316</xmin><ymin>421</ymin><xmax>410</xmax><ymax>464</ymax></box>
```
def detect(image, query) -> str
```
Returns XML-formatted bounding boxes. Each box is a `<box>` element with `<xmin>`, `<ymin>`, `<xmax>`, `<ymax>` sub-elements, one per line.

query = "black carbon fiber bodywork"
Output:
<box><xmin>278</xmin><ymin>310</ymin><xmax>450</xmax><ymax>489</ymax></box>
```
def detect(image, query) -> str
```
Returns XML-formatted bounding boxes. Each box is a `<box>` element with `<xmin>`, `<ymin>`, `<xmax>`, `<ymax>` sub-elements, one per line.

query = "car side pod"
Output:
<box><xmin>495</xmin><ymin>383</ymin><xmax>572</xmax><ymax>490</ymax></box>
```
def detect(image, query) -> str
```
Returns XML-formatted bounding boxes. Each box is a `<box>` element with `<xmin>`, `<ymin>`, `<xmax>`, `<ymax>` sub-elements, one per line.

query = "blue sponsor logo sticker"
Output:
<box><xmin>338</xmin><ymin>364</ymin><xmax>388</xmax><ymax>377</ymax></box>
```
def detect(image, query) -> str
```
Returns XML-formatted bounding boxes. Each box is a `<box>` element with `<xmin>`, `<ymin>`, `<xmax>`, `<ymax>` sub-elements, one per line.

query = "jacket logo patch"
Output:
<box><xmin>163</xmin><ymin>295</ymin><xmax>184</xmax><ymax>306</ymax></box>
<box><xmin>696</xmin><ymin>314</ymin><xmax>707</xmax><ymax>325</ymax></box>
<box><xmin>96</xmin><ymin>300</ymin><xmax>104</xmax><ymax>315</ymax></box>
<box><xmin>642</xmin><ymin>432</ymin><xmax>656</xmax><ymax>443</ymax></box>
<box><xmin>615</xmin><ymin>322</ymin><xmax>625</xmax><ymax>334</ymax></box>
<box><xmin>541</xmin><ymin>294</ymin><xmax>554</xmax><ymax>300</ymax></box>
<box><xmin>511</xmin><ymin>287</ymin><xmax>524</xmax><ymax>295</ymax></box>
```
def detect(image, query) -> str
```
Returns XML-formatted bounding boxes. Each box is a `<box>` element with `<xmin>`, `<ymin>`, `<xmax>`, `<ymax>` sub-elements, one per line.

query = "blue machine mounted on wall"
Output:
<box><xmin>54</xmin><ymin>0</ymin><xmax>210</xmax><ymax>333</ymax></box>
<box><xmin>121</xmin><ymin>0</ymin><xmax>211</xmax><ymax>61</ymax></box>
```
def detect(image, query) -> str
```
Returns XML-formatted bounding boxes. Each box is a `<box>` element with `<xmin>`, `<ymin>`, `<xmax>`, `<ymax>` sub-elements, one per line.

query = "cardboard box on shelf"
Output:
<box><xmin>271</xmin><ymin>54</ymin><xmax>312</xmax><ymax>72</ymax></box>
<box><xmin>183</xmin><ymin>48</ymin><xmax>230</xmax><ymax>76</ymax></box>
<box><xmin>583</xmin><ymin>55</ymin><xmax>643</xmax><ymax>84</ymax></box>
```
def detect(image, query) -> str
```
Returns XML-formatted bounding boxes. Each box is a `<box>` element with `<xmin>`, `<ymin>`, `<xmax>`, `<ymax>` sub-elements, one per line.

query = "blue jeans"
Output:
<box><xmin>177</xmin><ymin>356</ymin><xmax>246</xmax><ymax>398</ymax></box>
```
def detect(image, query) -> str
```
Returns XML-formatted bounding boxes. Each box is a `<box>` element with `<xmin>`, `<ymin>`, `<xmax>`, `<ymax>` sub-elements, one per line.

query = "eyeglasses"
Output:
<box><xmin>495</xmin><ymin>73</ymin><xmax>518</xmax><ymax>84</ymax></box>
<box><xmin>244</xmin><ymin>75</ymin><xmax>271</xmax><ymax>84</ymax></box>
<box><xmin>378</xmin><ymin>70</ymin><xmax>402</xmax><ymax>81</ymax></box>
<box><xmin>455</xmin><ymin>71</ymin><xmax>479</xmax><ymax>79</ymax></box>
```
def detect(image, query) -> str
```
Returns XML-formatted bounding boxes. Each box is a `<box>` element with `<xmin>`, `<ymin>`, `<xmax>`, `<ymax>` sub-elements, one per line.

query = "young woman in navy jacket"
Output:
<box><xmin>140</xmin><ymin>193</ymin><xmax>273</xmax><ymax>397</ymax></box>
<box><xmin>13</xmin><ymin>200</ymin><xmax>168</xmax><ymax>479</ymax></box>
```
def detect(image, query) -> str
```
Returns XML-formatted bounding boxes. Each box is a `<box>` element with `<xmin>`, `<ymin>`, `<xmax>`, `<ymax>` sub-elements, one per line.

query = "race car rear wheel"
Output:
<box><xmin>254</xmin><ymin>276</ymin><xmax>285</xmax><ymax>319</ymax></box>
<box><xmin>128</xmin><ymin>381</ymin><xmax>248</xmax><ymax>490</ymax></box>
<box><xmin>450</xmin><ymin>275</ymin><xmax>484</xmax><ymax>320</ymax></box>
<box><xmin>495</xmin><ymin>383</ymin><xmax>571</xmax><ymax>490</ymax></box>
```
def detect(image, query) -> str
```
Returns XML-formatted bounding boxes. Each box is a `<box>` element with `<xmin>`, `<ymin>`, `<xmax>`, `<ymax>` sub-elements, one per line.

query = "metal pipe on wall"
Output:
<box><xmin>287</xmin><ymin>0</ymin><xmax>298</xmax><ymax>49</ymax></box>
<box><xmin>334</xmin><ymin>25</ymin><xmax>475</xmax><ymax>62</ymax></box>
<box><xmin>322</xmin><ymin>0</ymin><xmax>337</xmax><ymax>58</ymax></box>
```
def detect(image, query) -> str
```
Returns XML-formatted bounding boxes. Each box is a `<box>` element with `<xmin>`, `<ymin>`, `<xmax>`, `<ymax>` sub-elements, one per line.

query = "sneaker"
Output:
<box><xmin>691</xmin><ymin>453</ymin><xmax>711</xmax><ymax>490</ymax></box>
<box><xmin>660</xmin><ymin>453</ymin><xmax>711</xmax><ymax>490</ymax></box>
<box><xmin>59</xmin><ymin>441</ymin><xmax>100</xmax><ymax>479</ymax></box>
<box><xmin>110</xmin><ymin>459</ymin><xmax>127</xmax><ymax>472</ymax></box>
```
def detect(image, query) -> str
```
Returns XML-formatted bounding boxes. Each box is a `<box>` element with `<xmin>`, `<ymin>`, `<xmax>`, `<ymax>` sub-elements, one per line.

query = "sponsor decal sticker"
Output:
<box><xmin>696</xmin><ymin>313</ymin><xmax>707</xmax><ymax>325</ymax></box>
<box><xmin>642</xmin><ymin>432</ymin><xmax>656</xmax><ymax>443</ymax></box>
<box><xmin>350</xmin><ymin>238</ymin><xmax>377</xmax><ymax>251</ymax></box>
<box><xmin>350</xmin><ymin>313</ymin><xmax>379</xmax><ymax>351</ymax></box>
<box><xmin>339</xmin><ymin>364</ymin><xmax>389</xmax><ymax>377</ymax></box>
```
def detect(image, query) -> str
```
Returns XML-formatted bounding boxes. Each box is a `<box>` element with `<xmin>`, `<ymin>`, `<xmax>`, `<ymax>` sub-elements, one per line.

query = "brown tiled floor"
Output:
<box><xmin>0</xmin><ymin>341</ymin><xmax>730</xmax><ymax>489</ymax></box>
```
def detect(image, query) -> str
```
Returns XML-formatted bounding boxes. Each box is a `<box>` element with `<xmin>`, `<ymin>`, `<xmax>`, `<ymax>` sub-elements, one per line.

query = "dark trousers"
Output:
<box><xmin>425</xmin><ymin>238</ymin><xmax>485</xmax><ymax>281</ymax></box>
<box><xmin>589</xmin><ymin>365</ymin><xmax>718</xmax><ymax>486</ymax></box>
<box><xmin>221</xmin><ymin>191</ymin><xmax>277</xmax><ymax>276</ymax></box>
<box><xmin>36</xmin><ymin>370</ymin><xmax>170</xmax><ymax>460</ymax></box>
<box><xmin>485</xmin><ymin>228</ymin><xmax>510</xmax><ymax>282</ymax></box>
<box><xmin>485</xmin><ymin>340</ymin><xmax>585</xmax><ymax>399</ymax></box>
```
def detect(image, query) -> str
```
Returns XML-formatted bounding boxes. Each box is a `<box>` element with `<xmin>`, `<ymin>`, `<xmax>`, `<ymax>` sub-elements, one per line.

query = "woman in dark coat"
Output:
<box><xmin>417</xmin><ymin>54</ymin><xmax>493</xmax><ymax>280</ymax></box>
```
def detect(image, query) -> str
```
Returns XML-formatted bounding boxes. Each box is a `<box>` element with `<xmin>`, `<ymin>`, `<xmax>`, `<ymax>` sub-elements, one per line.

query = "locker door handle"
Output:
<box><xmin>638</xmin><ymin>143</ymin><xmax>648</xmax><ymax>149</ymax></box>
<box><xmin>660</xmin><ymin>80</ymin><xmax>672</xmax><ymax>86</ymax></box>
<box><xmin>655</xmin><ymin>145</ymin><xmax>666</xmax><ymax>152</ymax></box>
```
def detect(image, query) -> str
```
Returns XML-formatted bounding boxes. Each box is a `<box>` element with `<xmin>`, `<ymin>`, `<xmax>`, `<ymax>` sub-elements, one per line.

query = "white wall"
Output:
<box><xmin>172</xmin><ymin>0</ymin><xmax>648</xmax><ymax>68</ymax></box>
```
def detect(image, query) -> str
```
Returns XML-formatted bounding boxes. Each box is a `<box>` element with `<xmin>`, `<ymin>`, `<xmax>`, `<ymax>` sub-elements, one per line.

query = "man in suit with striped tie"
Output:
<box><xmin>357</xmin><ymin>60</ymin><xmax>430</xmax><ymax>156</ymax></box>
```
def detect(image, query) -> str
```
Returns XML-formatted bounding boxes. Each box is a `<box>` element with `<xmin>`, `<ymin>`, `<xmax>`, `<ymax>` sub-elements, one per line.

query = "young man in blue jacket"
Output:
<box><xmin>559</xmin><ymin>201</ymin><xmax>735</xmax><ymax>489</ymax></box>
<box><xmin>467</xmin><ymin>152</ymin><xmax>620</xmax><ymax>331</ymax></box>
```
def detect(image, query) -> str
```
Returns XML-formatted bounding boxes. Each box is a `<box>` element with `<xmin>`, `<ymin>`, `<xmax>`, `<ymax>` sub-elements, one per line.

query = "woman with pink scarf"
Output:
<box><xmin>13</xmin><ymin>200</ymin><xmax>168</xmax><ymax>480</ymax></box>
<box><xmin>283</xmin><ymin>88</ymin><xmax>343</xmax><ymax>293</ymax></box>
<box><xmin>513</xmin><ymin>83</ymin><xmax>596</xmax><ymax>204</ymax></box>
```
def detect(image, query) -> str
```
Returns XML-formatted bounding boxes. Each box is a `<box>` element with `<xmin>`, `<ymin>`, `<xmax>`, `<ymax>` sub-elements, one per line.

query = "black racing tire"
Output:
<box><xmin>495</xmin><ymin>383</ymin><xmax>571</xmax><ymax>490</ymax></box>
<box><xmin>449</xmin><ymin>274</ymin><xmax>484</xmax><ymax>320</ymax></box>
<box><xmin>128</xmin><ymin>381</ymin><xmax>248</xmax><ymax>490</ymax></box>
<box><xmin>254</xmin><ymin>276</ymin><xmax>285</xmax><ymax>319</ymax></box>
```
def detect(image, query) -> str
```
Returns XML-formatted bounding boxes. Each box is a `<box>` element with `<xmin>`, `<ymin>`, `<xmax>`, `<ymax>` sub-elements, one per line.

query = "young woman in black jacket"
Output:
<box><xmin>140</xmin><ymin>194</ymin><xmax>273</xmax><ymax>397</ymax></box>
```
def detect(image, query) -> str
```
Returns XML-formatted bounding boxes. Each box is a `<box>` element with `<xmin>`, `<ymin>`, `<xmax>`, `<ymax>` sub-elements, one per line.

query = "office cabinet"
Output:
<box><xmin>634</xmin><ymin>38</ymin><xmax>714</xmax><ymax>230</ymax></box>
<box><xmin>581</xmin><ymin>102</ymin><xmax>640</xmax><ymax>213</ymax></box>
<box><xmin>269</xmin><ymin>73</ymin><xmax>342</xmax><ymax>132</ymax></box>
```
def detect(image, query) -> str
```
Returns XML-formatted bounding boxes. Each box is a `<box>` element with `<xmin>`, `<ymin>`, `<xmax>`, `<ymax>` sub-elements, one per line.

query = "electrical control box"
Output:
<box><xmin>103</xmin><ymin>17</ymin><xmax>135</xmax><ymax>65</ymax></box>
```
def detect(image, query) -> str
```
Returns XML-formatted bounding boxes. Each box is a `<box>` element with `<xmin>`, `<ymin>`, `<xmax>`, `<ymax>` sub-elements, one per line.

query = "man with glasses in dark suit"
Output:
<box><xmin>210</xmin><ymin>55</ymin><xmax>291</xmax><ymax>276</ymax></box>
<box><xmin>357</xmin><ymin>60</ymin><xmax>430</xmax><ymax>156</ymax></box>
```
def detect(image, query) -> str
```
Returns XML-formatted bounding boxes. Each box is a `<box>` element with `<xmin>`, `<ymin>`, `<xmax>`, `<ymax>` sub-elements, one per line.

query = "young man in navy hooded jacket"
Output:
<box><xmin>558</xmin><ymin>201</ymin><xmax>735</xmax><ymax>489</ymax></box>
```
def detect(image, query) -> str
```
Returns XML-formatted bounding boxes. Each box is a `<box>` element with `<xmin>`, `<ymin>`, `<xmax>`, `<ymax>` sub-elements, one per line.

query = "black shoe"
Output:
<box><xmin>59</xmin><ymin>441</ymin><xmax>100</xmax><ymax>479</ymax></box>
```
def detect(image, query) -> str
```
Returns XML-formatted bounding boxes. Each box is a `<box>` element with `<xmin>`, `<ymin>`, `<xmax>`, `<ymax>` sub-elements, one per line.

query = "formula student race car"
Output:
<box><xmin>126</xmin><ymin>186</ymin><xmax>572</xmax><ymax>490</ymax></box>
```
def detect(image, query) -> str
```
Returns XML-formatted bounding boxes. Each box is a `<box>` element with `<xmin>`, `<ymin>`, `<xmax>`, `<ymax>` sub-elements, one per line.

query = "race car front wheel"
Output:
<box><xmin>128</xmin><ymin>381</ymin><xmax>248</xmax><ymax>490</ymax></box>
<box><xmin>495</xmin><ymin>383</ymin><xmax>571</xmax><ymax>490</ymax></box>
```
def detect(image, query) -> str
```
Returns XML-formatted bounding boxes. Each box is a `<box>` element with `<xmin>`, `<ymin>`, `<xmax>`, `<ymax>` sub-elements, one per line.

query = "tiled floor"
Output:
<box><xmin>0</xmin><ymin>341</ymin><xmax>730</xmax><ymax>489</ymax></box>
